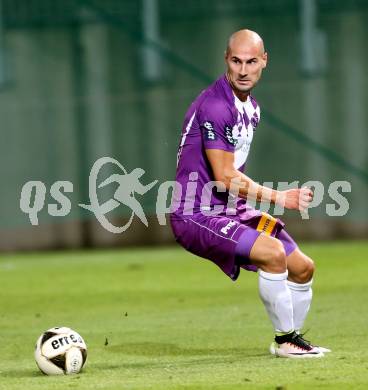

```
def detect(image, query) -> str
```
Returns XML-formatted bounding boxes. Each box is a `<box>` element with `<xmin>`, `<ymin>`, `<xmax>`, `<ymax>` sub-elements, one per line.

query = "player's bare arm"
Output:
<box><xmin>205</xmin><ymin>148</ymin><xmax>313</xmax><ymax>211</ymax></box>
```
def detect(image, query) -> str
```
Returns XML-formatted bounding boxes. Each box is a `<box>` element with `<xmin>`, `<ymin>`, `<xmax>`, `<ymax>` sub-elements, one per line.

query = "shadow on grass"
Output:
<box><xmin>1</xmin><ymin>369</ymin><xmax>85</xmax><ymax>379</ymax></box>
<box><xmin>93</xmin><ymin>345</ymin><xmax>266</xmax><ymax>371</ymax></box>
<box><xmin>108</xmin><ymin>342</ymin><xmax>260</xmax><ymax>358</ymax></box>
<box><xmin>1</xmin><ymin>368</ymin><xmax>42</xmax><ymax>378</ymax></box>
<box><xmin>1</xmin><ymin>344</ymin><xmax>266</xmax><ymax>377</ymax></box>
<box><xmin>103</xmin><ymin>341</ymin><xmax>265</xmax><ymax>368</ymax></box>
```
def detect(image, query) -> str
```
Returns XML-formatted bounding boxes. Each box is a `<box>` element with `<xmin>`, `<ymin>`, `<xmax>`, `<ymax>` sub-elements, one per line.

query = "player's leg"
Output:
<box><xmin>285</xmin><ymin>246</ymin><xmax>331</xmax><ymax>353</ymax></box>
<box><xmin>171</xmin><ymin>213</ymin><xmax>324</xmax><ymax>357</ymax></box>
<box><xmin>249</xmin><ymin>234</ymin><xmax>293</xmax><ymax>334</ymax></box>
<box><xmin>248</xmin><ymin>234</ymin><xmax>323</xmax><ymax>358</ymax></box>
<box><xmin>286</xmin><ymin>247</ymin><xmax>314</xmax><ymax>332</ymax></box>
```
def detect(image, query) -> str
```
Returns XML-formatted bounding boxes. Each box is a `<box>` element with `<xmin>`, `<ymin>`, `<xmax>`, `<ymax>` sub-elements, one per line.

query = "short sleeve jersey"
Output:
<box><xmin>173</xmin><ymin>74</ymin><xmax>260</xmax><ymax>217</ymax></box>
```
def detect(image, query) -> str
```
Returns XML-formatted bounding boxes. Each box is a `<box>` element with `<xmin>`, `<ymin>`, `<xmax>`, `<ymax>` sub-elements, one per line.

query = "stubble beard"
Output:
<box><xmin>235</xmin><ymin>83</ymin><xmax>252</xmax><ymax>93</ymax></box>
<box><xmin>226</xmin><ymin>72</ymin><xmax>253</xmax><ymax>97</ymax></box>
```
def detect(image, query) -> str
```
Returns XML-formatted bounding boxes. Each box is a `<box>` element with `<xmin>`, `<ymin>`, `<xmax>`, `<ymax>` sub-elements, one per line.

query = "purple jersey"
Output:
<box><xmin>170</xmin><ymin>74</ymin><xmax>297</xmax><ymax>280</ymax></box>
<box><xmin>172</xmin><ymin>74</ymin><xmax>261</xmax><ymax>219</ymax></box>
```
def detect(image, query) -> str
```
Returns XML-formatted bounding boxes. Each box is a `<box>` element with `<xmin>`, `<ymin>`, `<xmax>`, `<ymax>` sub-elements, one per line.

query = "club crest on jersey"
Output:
<box><xmin>203</xmin><ymin>121</ymin><xmax>217</xmax><ymax>141</ymax></box>
<box><xmin>224</xmin><ymin>125</ymin><xmax>237</xmax><ymax>146</ymax></box>
<box><xmin>250</xmin><ymin>113</ymin><xmax>259</xmax><ymax>129</ymax></box>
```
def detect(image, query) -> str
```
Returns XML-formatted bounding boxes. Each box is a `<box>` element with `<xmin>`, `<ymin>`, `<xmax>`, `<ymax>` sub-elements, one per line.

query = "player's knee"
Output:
<box><xmin>302</xmin><ymin>258</ymin><xmax>315</xmax><ymax>282</ymax></box>
<box><xmin>269</xmin><ymin>241</ymin><xmax>287</xmax><ymax>273</ymax></box>
<box><xmin>295</xmin><ymin>258</ymin><xmax>315</xmax><ymax>283</ymax></box>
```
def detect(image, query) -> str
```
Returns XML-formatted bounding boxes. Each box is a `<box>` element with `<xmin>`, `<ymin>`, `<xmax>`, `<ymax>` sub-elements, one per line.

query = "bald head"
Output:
<box><xmin>226</xmin><ymin>29</ymin><xmax>265</xmax><ymax>57</ymax></box>
<box><xmin>224</xmin><ymin>29</ymin><xmax>267</xmax><ymax>100</ymax></box>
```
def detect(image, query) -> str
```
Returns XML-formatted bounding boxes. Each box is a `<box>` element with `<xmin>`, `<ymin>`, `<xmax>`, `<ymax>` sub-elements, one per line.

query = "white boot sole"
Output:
<box><xmin>270</xmin><ymin>342</ymin><xmax>330</xmax><ymax>355</ymax></box>
<box><xmin>275</xmin><ymin>348</ymin><xmax>324</xmax><ymax>358</ymax></box>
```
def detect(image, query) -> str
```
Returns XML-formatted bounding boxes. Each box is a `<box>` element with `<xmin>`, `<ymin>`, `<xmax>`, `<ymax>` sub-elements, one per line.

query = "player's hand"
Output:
<box><xmin>278</xmin><ymin>187</ymin><xmax>314</xmax><ymax>211</ymax></box>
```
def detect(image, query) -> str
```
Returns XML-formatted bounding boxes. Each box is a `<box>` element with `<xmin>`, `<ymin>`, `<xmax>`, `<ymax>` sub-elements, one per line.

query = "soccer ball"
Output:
<box><xmin>34</xmin><ymin>326</ymin><xmax>87</xmax><ymax>375</ymax></box>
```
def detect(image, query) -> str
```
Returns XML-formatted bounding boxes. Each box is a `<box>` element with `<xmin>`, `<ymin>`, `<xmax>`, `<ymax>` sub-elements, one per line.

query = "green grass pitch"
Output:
<box><xmin>1</xmin><ymin>241</ymin><xmax>368</xmax><ymax>389</ymax></box>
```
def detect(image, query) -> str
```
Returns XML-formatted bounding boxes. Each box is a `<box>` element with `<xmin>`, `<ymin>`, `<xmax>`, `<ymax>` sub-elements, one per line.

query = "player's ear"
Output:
<box><xmin>224</xmin><ymin>46</ymin><xmax>231</xmax><ymax>61</ymax></box>
<box><xmin>262</xmin><ymin>52</ymin><xmax>268</xmax><ymax>68</ymax></box>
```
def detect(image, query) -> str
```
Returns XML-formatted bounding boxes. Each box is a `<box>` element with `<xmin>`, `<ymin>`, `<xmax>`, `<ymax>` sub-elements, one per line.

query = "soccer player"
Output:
<box><xmin>170</xmin><ymin>29</ymin><xmax>330</xmax><ymax>358</ymax></box>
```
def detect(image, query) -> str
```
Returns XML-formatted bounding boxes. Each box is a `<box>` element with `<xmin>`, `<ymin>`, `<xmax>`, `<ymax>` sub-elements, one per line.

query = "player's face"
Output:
<box><xmin>225</xmin><ymin>44</ymin><xmax>267</xmax><ymax>98</ymax></box>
